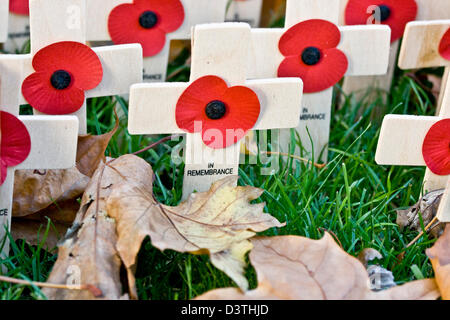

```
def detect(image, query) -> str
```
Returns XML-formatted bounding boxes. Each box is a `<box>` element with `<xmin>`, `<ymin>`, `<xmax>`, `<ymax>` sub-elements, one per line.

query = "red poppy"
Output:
<box><xmin>345</xmin><ymin>0</ymin><xmax>418</xmax><ymax>43</ymax></box>
<box><xmin>176</xmin><ymin>76</ymin><xmax>260</xmax><ymax>149</ymax></box>
<box><xmin>22</xmin><ymin>41</ymin><xmax>103</xmax><ymax>115</ymax></box>
<box><xmin>9</xmin><ymin>0</ymin><xmax>29</xmax><ymax>15</ymax></box>
<box><xmin>108</xmin><ymin>0</ymin><xmax>185</xmax><ymax>57</ymax></box>
<box><xmin>278</xmin><ymin>19</ymin><xmax>348</xmax><ymax>93</ymax></box>
<box><xmin>422</xmin><ymin>119</ymin><xmax>450</xmax><ymax>176</ymax></box>
<box><xmin>0</xmin><ymin>111</ymin><xmax>31</xmax><ymax>185</ymax></box>
<box><xmin>439</xmin><ymin>27</ymin><xmax>450</xmax><ymax>60</ymax></box>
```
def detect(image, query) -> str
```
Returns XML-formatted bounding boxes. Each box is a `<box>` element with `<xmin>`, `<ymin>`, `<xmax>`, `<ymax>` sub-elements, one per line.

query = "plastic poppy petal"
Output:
<box><xmin>278</xmin><ymin>48</ymin><xmax>348</xmax><ymax>93</ymax></box>
<box><xmin>279</xmin><ymin>20</ymin><xmax>341</xmax><ymax>56</ymax></box>
<box><xmin>345</xmin><ymin>0</ymin><xmax>417</xmax><ymax>43</ymax></box>
<box><xmin>32</xmin><ymin>42</ymin><xmax>103</xmax><ymax>91</ymax></box>
<box><xmin>202</xmin><ymin>86</ymin><xmax>260</xmax><ymax>149</ymax></box>
<box><xmin>108</xmin><ymin>3</ymin><xmax>168</xmax><ymax>57</ymax></box>
<box><xmin>176</xmin><ymin>76</ymin><xmax>229</xmax><ymax>133</ymax></box>
<box><xmin>22</xmin><ymin>72</ymin><xmax>86</xmax><ymax>115</ymax></box>
<box><xmin>134</xmin><ymin>0</ymin><xmax>185</xmax><ymax>33</ymax></box>
<box><xmin>422</xmin><ymin>119</ymin><xmax>450</xmax><ymax>176</ymax></box>
<box><xmin>9</xmin><ymin>0</ymin><xmax>29</xmax><ymax>15</ymax></box>
<box><xmin>0</xmin><ymin>111</ymin><xmax>31</xmax><ymax>185</ymax></box>
<box><xmin>439</xmin><ymin>28</ymin><xmax>450</xmax><ymax>60</ymax></box>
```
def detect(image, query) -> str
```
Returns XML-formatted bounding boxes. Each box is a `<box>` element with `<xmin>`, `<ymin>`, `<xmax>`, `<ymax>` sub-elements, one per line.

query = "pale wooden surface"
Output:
<box><xmin>0</xmin><ymin>115</ymin><xmax>79</xmax><ymax>259</ymax></box>
<box><xmin>129</xmin><ymin>23</ymin><xmax>303</xmax><ymax>198</ymax></box>
<box><xmin>86</xmin><ymin>0</ymin><xmax>227</xmax><ymax>82</ymax></box>
<box><xmin>22</xmin><ymin>0</ymin><xmax>143</xmax><ymax>133</ymax></box>
<box><xmin>4</xmin><ymin>14</ymin><xmax>29</xmax><ymax>52</ymax></box>
<box><xmin>285</xmin><ymin>0</ymin><xmax>340</xmax><ymax>27</ymax></box>
<box><xmin>437</xmin><ymin>179</ymin><xmax>450</xmax><ymax>222</ymax></box>
<box><xmin>225</xmin><ymin>0</ymin><xmax>264</xmax><ymax>27</ymax></box>
<box><xmin>398</xmin><ymin>20</ymin><xmax>450</xmax><ymax>69</ymax></box>
<box><xmin>0</xmin><ymin>0</ymin><xmax>8</xmax><ymax>43</ymax></box>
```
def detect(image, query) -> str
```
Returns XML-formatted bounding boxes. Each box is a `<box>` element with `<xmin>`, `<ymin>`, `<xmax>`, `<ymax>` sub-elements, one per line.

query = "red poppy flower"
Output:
<box><xmin>9</xmin><ymin>0</ymin><xmax>29</xmax><ymax>15</ymax></box>
<box><xmin>22</xmin><ymin>41</ymin><xmax>103</xmax><ymax>115</ymax></box>
<box><xmin>422</xmin><ymin>119</ymin><xmax>450</xmax><ymax>176</ymax></box>
<box><xmin>108</xmin><ymin>0</ymin><xmax>185</xmax><ymax>57</ymax></box>
<box><xmin>278</xmin><ymin>19</ymin><xmax>348</xmax><ymax>93</ymax></box>
<box><xmin>176</xmin><ymin>76</ymin><xmax>260</xmax><ymax>149</ymax></box>
<box><xmin>345</xmin><ymin>0</ymin><xmax>418</xmax><ymax>43</ymax></box>
<box><xmin>0</xmin><ymin>111</ymin><xmax>31</xmax><ymax>185</ymax></box>
<box><xmin>439</xmin><ymin>28</ymin><xmax>450</xmax><ymax>60</ymax></box>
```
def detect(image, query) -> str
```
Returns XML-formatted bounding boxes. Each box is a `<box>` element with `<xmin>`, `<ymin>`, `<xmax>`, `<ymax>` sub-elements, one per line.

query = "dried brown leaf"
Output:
<box><xmin>43</xmin><ymin>155</ymin><xmax>151</xmax><ymax>300</ymax></box>
<box><xmin>106</xmin><ymin>173</ymin><xmax>284</xmax><ymax>294</ymax></box>
<box><xmin>196</xmin><ymin>234</ymin><xmax>440</xmax><ymax>300</ymax></box>
<box><xmin>427</xmin><ymin>224</ymin><xmax>450</xmax><ymax>300</ymax></box>
<box><xmin>76</xmin><ymin>114</ymin><xmax>119</xmax><ymax>177</ymax></box>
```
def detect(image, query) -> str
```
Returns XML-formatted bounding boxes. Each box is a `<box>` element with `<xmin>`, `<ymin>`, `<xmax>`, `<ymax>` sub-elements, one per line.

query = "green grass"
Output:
<box><xmin>0</xmin><ymin>37</ymin><xmax>445</xmax><ymax>300</ymax></box>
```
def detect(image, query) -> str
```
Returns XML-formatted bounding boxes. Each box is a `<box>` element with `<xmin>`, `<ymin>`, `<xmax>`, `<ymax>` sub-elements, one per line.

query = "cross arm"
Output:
<box><xmin>0</xmin><ymin>54</ymin><xmax>31</xmax><ymax>114</ymax></box>
<box><xmin>15</xmin><ymin>116</ymin><xmax>79</xmax><ymax>170</ymax></box>
<box><xmin>285</xmin><ymin>0</ymin><xmax>341</xmax><ymax>27</ymax></box>
<box><xmin>375</xmin><ymin>115</ymin><xmax>438</xmax><ymax>166</ymax></box>
<box><xmin>247</xmin><ymin>25</ymin><xmax>391</xmax><ymax>79</ymax></box>
<box><xmin>0</xmin><ymin>0</ymin><xmax>8</xmax><ymax>42</ymax></box>
<box><xmin>128</xmin><ymin>83</ymin><xmax>188</xmax><ymax>135</ymax></box>
<box><xmin>398</xmin><ymin>20</ymin><xmax>450</xmax><ymax>69</ymax></box>
<box><xmin>247</xmin><ymin>78</ymin><xmax>303</xmax><ymax>130</ymax></box>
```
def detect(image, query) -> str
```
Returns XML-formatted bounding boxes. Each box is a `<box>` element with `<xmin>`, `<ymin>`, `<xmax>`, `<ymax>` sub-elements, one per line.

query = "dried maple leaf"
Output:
<box><xmin>43</xmin><ymin>155</ymin><xmax>151</xmax><ymax>300</ymax></box>
<box><xmin>427</xmin><ymin>224</ymin><xmax>450</xmax><ymax>300</ymax></box>
<box><xmin>106</xmin><ymin>172</ymin><xmax>284</xmax><ymax>295</ymax></box>
<box><xmin>196</xmin><ymin>234</ymin><xmax>440</xmax><ymax>300</ymax></box>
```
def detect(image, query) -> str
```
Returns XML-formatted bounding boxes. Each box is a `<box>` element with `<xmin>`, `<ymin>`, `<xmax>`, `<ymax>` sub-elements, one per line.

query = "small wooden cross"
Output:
<box><xmin>225</xmin><ymin>0</ymin><xmax>263</xmax><ymax>28</ymax></box>
<box><xmin>3</xmin><ymin>0</ymin><xmax>143</xmax><ymax>134</ymax></box>
<box><xmin>86</xmin><ymin>0</ymin><xmax>228</xmax><ymax>82</ymax></box>
<box><xmin>0</xmin><ymin>1</ymin><xmax>9</xmax><ymax>44</ymax></box>
<box><xmin>339</xmin><ymin>0</ymin><xmax>450</xmax><ymax>101</ymax></box>
<box><xmin>398</xmin><ymin>20</ymin><xmax>450</xmax><ymax>111</ymax></box>
<box><xmin>128</xmin><ymin>23</ymin><xmax>303</xmax><ymax>198</ymax></box>
<box><xmin>246</xmin><ymin>0</ymin><xmax>391</xmax><ymax>162</ymax></box>
<box><xmin>375</xmin><ymin>81</ymin><xmax>450</xmax><ymax>222</ymax></box>
<box><xmin>4</xmin><ymin>0</ymin><xmax>30</xmax><ymax>52</ymax></box>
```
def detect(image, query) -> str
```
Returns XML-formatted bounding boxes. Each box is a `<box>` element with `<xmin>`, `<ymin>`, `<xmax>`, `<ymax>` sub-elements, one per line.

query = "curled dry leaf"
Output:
<box><xmin>427</xmin><ymin>224</ymin><xmax>450</xmax><ymax>300</ymax></box>
<box><xmin>43</xmin><ymin>155</ymin><xmax>151</xmax><ymax>300</ymax></box>
<box><xmin>396</xmin><ymin>189</ymin><xmax>445</xmax><ymax>238</ymax></box>
<box><xmin>196</xmin><ymin>234</ymin><xmax>440</xmax><ymax>300</ymax></box>
<box><xmin>106</xmin><ymin>172</ymin><xmax>285</xmax><ymax>294</ymax></box>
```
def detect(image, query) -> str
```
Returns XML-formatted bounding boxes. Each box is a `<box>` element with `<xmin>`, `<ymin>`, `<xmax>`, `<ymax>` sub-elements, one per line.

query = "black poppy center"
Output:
<box><xmin>205</xmin><ymin>100</ymin><xmax>227</xmax><ymax>120</ymax></box>
<box><xmin>373</xmin><ymin>4</ymin><xmax>391</xmax><ymax>22</ymax></box>
<box><xmin>50</xmin><ymin>70</ymin><xmax>72</xmax><ymax>90</ymax></box>
<box><xmin>139</xmin><ymin>11</ymin><xmax>158</xmax><ymax>29</ymax></box>
<box><xmin>301</xmin><ymin>47</ymin><xmax>321</xmax><ymax>66</ymax></box>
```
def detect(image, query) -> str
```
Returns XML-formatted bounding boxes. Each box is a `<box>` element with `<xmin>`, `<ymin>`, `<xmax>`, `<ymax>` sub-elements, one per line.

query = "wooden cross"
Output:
<box><xmin>86</xmin><ymin>0</ymin><xmax>228</xmax><ymax>82</ymax></box>
<box><xmin>4</xmin><ymin>0</ymin><xmax>30</xmax><ymax>52</ymax></box>
<box><xmin>225</xmin><ymin>0</ymin><xmax>263</xmax><ymax>28</ymax></box>
<box><xmin>398</xmin><ymin>20</ymin><xmax>450</xmax><ymax>112</ymax></box>
<box><xmin>375</xmin><ymin>80</ymin><xmax>450</xmax><ymax>222</ymax></box>
<box><xmin>5</xmin><ymin>0</ymin><xmax>142</xmax><ymax>134</ymax></box>
<box><xmin>246</xmin><ymin>0</ymin><xmax>391</xmax><ymax>162</ymax></box>
<box><xmin>128</xmin><ymin>23</ymin><xmax>303</xmax><ymax>198</ymax></box>
<box><xmin>339</xmin><ymin>0</ymin><xmax>450</xmax><ymax>102</ymax></box>
<box><xmin>0</xmin><ymin>1</ymin><xmax>8</xmax><ymax>44</ymax></box>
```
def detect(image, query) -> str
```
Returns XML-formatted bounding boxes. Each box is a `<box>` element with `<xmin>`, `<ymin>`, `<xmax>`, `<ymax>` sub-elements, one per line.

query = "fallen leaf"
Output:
<box><xmin>196</xmin><ymin>234</ymin><xmax>439</xmax><ymax>300</ymax></box>
<box><xmin>76</xmin><ymin>113</ymin><xmax>119</xmax><ymax>177</ymax></box>
<box><xmin>427</xmin><ymin>224</ymin><xmax>450</xmax><ymax>300</ymax></box>
<box><xmin>106</xmin><ymin>169</ymin><xmax>284</xmax><ymax>295</ymax></box>
<box><xmin>396</xmin><ymin>189</ymin><xmax>445</xmax><ymax>238</ymax></box>
<box><xmin>43</xmin><ymin>155</ymin><xmax>149</xmax><ymax>300</ymax></box>
<box><xmin>357</xmin><ymin>248</ymin><xmax>396</xmax><ymax>292</ymax></box>
<box><xmin>12</xmin><ymin>168</ymin><xmax>89</xmax><ymax>218</ymax></box>
<box><xmin>357</xmin><ymin>248</ymin><xmax>383</xmax><ymax>268</ymax></box>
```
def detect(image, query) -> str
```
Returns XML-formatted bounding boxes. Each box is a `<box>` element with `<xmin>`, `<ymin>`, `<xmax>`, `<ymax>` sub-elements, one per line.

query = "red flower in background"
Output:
<box><xmin>0</xmin><ymin>111</ymin><xmax>31</xmax><ymax>185</ymax></box>
<box><xmin>176</xmin><ymin>76</ymin><xmax>260</xmax><ymax>149</ymax></box>
<box><xmin>9</xmin><ymin>0</ymin><xmax>29</xmax><ymax>15</ymax></box>
<box><xmin>108</xmin><ymin>0</ymin><xmax>185</xmax><ymax>57</ymax></box>
<box><xmin>345</xmin><ymin>0</ymin><xmax>417</xmax><ymax>43</ymax></box>
<box><xmin>22</xmin><ymin>41</ymin><xmax>103</xmax><ymax>115</ymax></box>
<box><xmin>439</xmin><ymin>27</ymin><xmax>450</xmax><ymax>60</ymax></box>
<box><xmin>278</xmin><ymin>19</ymin><xmax>348</xmax><ymax>94</ymax></box>
<box><xmin>422</xmin><ymin>119</ymin><xmax>450</xmax><ymax>176</ymax></box>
